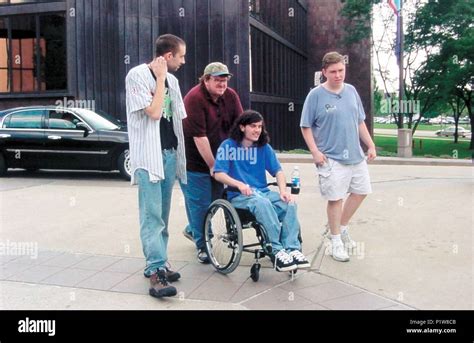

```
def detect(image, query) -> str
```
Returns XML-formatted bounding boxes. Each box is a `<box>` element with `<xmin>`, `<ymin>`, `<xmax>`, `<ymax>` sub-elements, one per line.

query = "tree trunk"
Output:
<box><xmin>465</xmin><ymin>99</ymin><xmax>473</xmax><ymax>150</ymax></box>
<box><xmin>470</xmin><ymin>117</ymin><xmax>474</xmax><ymax>150</ymax></box>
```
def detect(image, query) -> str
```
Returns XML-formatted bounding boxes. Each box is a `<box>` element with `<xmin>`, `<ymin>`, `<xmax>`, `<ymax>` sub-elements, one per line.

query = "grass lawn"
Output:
<box><xmin>375</xmin><ymin>136</ymin><xmax>473</xmax><ymax>159</ymax></box>
<box><xmin>281</xmin><ymin>136</ymin><xmax>473</xmax><ymax>159</ymax></box>
<box><xmin>374</xmin><ymin>123</ymin><xmax>471</xmax><ymax>131</ymax></box>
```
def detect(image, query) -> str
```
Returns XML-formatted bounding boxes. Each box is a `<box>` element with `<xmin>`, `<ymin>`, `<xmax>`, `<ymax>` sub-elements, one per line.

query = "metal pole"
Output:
<box><xmin>398</xmin><ymin>2</ymin><xmax>404</xmax><ymax>128</ymax></box>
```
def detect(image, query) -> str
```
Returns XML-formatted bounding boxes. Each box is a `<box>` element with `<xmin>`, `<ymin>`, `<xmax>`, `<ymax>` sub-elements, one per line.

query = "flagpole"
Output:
<box><xmin>395</xmin><ymin>0</ymin><xmax>411</xmax><ymax>157</ymax></box>
<box><xmin>398</xmin><ymin>0</ymin><xmax>404</xmax><ymax>128</ymax></box>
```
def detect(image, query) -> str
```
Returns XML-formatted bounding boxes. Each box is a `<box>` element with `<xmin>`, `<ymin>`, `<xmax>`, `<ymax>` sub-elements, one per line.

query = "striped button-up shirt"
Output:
<box><xmin>125</xmin><ymin>63</ymin><xmax>187</xmax><ymax>185</ymax></box>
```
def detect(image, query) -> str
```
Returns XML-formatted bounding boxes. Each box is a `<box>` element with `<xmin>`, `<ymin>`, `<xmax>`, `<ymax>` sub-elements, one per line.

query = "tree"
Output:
<box><xmin>406</xmin><ymin>0</ymin><xmax>474</xmax><ymax>148</ymax></box>
<box><xmin>341</xmin><ymin>0</ymin><xmax>444</xmax><ymax>133</ymax></box>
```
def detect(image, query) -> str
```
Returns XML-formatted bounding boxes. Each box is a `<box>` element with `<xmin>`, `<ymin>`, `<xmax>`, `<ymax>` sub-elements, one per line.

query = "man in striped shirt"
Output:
<box><xmin>125</xmin><ymin>34</ymin><xmax>187</xmax><ymax>298</ymax></box>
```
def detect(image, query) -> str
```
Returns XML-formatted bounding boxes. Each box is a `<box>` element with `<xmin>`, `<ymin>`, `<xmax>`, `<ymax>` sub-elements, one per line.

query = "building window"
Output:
<box><xmin>0</xmin><ymin>1</ymin><xmax>64</xmax><ymax>5</ymax></box>
<box><xmin>0</xmin><ymin>12</ymin><xmax>66</xmax><ymax>94</ymax></box>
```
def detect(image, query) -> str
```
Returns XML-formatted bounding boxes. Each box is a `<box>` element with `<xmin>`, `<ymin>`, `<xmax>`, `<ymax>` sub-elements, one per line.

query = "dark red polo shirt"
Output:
<box><xmin>183</xmin><ymin>83</ymin><xmax>243</xmax><ymax>173</ymax></box>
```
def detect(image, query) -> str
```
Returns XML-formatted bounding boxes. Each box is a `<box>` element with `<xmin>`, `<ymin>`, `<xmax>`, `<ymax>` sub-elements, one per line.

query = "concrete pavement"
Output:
<box><xmin>0</xmin><ymin>159</ymin><xmax>472</xmax><ymax>310</ymax></box>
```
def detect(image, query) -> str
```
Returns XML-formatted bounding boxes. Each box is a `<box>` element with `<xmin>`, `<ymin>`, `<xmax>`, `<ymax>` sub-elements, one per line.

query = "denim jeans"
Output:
<box><xmin>179</xmin><ymin>171</ymin><xmax>223</xmax><ymax>249</ymax></box>
<box><xmin>231</xmin><ymin>190</ymin><xmax>301</xmax><ymax>253</ymax></box>
<box><xmin>135</xmin><ymin>149</ymin><xmax>177</xmax><ymax>276</ymax></box>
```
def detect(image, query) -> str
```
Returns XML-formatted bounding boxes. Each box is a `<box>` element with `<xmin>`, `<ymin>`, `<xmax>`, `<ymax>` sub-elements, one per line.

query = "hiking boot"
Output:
<box><xmin>331</xmin><ymin>241</ymin><xmax>350</xmax><ymax>262</ymax></box>
<box><xmin>273</xmin><ymin>250</ymin><xmax>297</xmax><ymax>272</ymax></box>
<box><xmin>341</xmin><ymin>230</ymin><xmax>357</xmax><ymax>249</ymax></box>
<box><xmin>197</xmin><ymin>248</ymin><xmax>210</xmax><ymax>264</ymax></box>
<box><xmin>289</xmin><ymin>250</ymin><xmax>311</xmax><ymax>269</ymax></box>
<box><xmin>163</xmin><ymin>267</ymin><xmax>181</xmax><ymax>282</ymax></box>
<box><xmin>149</xmin><ymin>269</ymin><xmax>177</xmax><ymax>298</ymax></box>
<box><xmin>144</xmin><ymin>266</ymin><xmax>180</xmax><ymax>282</ymax></box>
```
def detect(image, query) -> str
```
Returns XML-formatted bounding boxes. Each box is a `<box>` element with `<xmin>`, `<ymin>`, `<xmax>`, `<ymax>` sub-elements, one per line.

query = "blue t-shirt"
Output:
<box><xmin>214</xmin><ymin>139</ymin><xmax>282</xmax><ymax>200</ymax></box>
<box><xmin>300</xmin><ymin>84</ymin><xmax>366</xmax><ymax>164</ymax></box>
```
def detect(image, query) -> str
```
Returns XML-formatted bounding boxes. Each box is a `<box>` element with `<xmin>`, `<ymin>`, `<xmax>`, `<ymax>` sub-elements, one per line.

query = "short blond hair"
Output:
<box><xmin>322</xmin><ymin>52</ymin><xmax>345</xmax><ymax>69</ymax></box>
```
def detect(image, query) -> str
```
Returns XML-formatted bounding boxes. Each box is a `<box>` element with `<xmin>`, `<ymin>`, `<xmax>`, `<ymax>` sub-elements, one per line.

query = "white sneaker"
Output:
<box><xmin>341</xmin><ymin>231</ymin><xmax>357</xmax><ymax>249</ymax></box>
<box><xmin>289</xmin><ymin>250</ymin><xmax>311</xmax><ymax>269</ymax></box>
<box><xmin>331</xmin><ymin>241</ymin><xmax>350</xmax><ymax>262</ymax></box>
<box><xmin>273</xmin><ymin>250</ymin><xmax>297</xmax><ymax>272</ymax></box>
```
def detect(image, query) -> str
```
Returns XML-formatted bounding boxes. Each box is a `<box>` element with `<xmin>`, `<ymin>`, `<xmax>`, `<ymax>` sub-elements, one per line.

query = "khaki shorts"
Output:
<box><xmin>316</xmin><ymin>158</ymin><xmax>372</xmax><ymax>201</ymax></box>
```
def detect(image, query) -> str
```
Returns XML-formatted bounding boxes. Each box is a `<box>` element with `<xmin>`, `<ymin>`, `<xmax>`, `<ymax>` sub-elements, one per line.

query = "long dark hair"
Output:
<box><xmin>230</xmin><ymin>110</ymin><xmax>269</xmax><ymax>147</ymax></box>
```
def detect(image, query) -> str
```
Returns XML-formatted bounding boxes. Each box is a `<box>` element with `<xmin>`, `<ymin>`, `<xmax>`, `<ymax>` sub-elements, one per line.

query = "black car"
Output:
<box><xmin>0</xmin><ymin>106</ymin><xmax>130</xmax><ymax>180</ymax></box>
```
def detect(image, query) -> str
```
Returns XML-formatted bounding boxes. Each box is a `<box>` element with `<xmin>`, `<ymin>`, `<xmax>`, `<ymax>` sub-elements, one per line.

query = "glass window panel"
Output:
<box><xmin>10</xmin><ymin>15</ymin><xmax>36</xmax><ymax>92</ymax></box>
<box><xmin>6</xmin><ymin>110</ymin><xmax>43</xmax><ymax>129</ymax></box>
<box><xmin>12</xmin><ymin>69</ymin><xmax>21</xmax><ymax>91</ymax></box>
<box><xmin>4</xmin><ymin>1</ymin><xmax>65</xmax><ymax>4</ymax></box>
<box><xmin>0</xmin><ymin>69</ymin><xmax>9</xmax><ymax>92</ymax></box>
<box><xmin>0</xmin><ymin>12</ymin><xmax>66</xmax><ymax>93</ymax></box>
<box><xmin>47</xmin><ymin>110</ymin><xmax>81</xmax><ymax>129</ymax></box>
<box><xmin>21</xmin><ymin>64</ymin><xmax>34</xmax><ymax>91</ymax></box>
<box><xmin>0</xmin><ymin>38</ymin><xmax>8</xmax><ymax>68</ymax></box>
<box><xmin>0</xmin><ymin>18</ymin><xmax>9</xmax><ymax>92</ymax></box>
<box><xmin>39</xmin><ymin>13</ymin><xmax>66</xmax><ymax>90</ymax></box>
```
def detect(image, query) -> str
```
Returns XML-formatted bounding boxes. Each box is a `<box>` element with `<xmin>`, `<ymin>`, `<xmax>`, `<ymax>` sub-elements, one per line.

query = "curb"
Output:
<box><xmin>277</xmin><ymin>154</ymin><xmax>473</xmax><ymax>167</ymax></box>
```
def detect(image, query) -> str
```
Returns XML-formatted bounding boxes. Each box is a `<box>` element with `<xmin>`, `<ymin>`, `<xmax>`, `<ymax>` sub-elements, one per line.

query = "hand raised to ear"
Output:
<box><xmin>149</xmin><ymin>56</ymin><xmax>168</xmax><ymax>81</ymax></box>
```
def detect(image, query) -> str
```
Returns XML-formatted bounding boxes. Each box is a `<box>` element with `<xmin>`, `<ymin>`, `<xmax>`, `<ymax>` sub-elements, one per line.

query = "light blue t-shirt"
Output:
<box><xmin>300</xmin><ymin>84</ymin><xmax>366</xmax><ymax>165</ymax></box>
<box><xmin>214</xmin><ymin>139</ymin><xmax>282</xmax><ymax>200</ymax></box>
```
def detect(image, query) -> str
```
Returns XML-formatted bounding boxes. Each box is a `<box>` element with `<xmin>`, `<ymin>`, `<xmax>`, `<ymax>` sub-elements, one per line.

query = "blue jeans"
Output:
<box><xmin>180</xmin><ymin>171</ymin><xmax>223</xmax><ymax>249</ymax></box>
<box><xmin>135</xmin><ymin>149</ymin><xmax>177</xmax><ymax>276</ymax></box>
<box><xmin>231</xmin><ymin>190</ymin><xmax>301</xmax><ymax>253</ymax></box>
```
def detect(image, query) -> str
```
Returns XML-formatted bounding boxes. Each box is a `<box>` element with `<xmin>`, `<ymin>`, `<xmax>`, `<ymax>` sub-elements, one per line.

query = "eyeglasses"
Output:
<box><xmin>210</xmin><ymin>76</ymin><xmax>230</xmax><ymax>83</ymax></box>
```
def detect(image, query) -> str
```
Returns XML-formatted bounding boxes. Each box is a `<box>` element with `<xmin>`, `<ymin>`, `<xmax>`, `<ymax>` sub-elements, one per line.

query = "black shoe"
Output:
<box><xmin>163</xmin><ymin>267</ymin><xmax>181</xmax><ymax>282</ymax></box>
<box><xmin>149</xmin><ymin>269</ymin><xmax>177</xmax><ymax>298</ymax></box>
<box><xmin>144</xmin><ymin>266</ymin><xmax>181</xmax><ymax>282</ymax></box>
<box><xmin>197</xmin><ymin>248</ymin><xmax>210</xmax><ymax>264</ymax></box>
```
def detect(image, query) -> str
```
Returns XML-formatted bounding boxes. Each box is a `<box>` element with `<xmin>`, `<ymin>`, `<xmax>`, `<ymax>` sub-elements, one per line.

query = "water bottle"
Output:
<box><xmin>291</xmin><ymin>166</ymin><xmax>300</xmax><ymax>195</ymax></box>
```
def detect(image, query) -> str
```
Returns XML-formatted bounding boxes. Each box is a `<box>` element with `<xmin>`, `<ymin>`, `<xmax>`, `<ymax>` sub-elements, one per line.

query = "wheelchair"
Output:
<box><xmin>203</xmin><ymin>182</ymin><xmax>300</xmax><ymax>282</ymax></box>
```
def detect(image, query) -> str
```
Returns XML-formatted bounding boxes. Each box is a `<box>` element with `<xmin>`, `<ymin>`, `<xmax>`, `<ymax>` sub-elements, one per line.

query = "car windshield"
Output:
<box><xmin>73</xmin><ymin>108</ymin><xmax>120</xmax><ymax>130</ymax></box>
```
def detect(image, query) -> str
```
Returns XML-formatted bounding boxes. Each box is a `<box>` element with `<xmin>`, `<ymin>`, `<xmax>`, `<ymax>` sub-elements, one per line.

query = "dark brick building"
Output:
<box><xmin>0</xmin><ymin>0</ymin><xmax>371</xmax><ymax>150</ymax></box>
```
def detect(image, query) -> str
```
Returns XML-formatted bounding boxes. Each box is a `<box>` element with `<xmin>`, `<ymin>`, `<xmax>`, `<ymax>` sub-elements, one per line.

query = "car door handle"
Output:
<box><xmin>48</xmin><ymin>135</ymin><xmax>62</xmax><ymax>140</ymax></box>
<box><xmin>0</xmin><ymin>134</ymin><xmax>11</xmax><ymax>139</ymax></box>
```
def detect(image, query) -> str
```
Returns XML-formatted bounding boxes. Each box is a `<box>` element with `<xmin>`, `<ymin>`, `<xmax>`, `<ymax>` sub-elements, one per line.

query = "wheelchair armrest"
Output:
<box><xmin>267</xmin><ymin>182</ymin><xmax>300</xmax><ymax>195</ymax></box>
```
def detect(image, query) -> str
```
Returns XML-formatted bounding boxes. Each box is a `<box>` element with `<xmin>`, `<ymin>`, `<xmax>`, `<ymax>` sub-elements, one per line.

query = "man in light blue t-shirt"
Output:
<box><xmin>300</xmin><ymin>51</ymin><xmax>376</xmax><ymax>263</ymax></box>
<box><xmin>214</xmin><ymin>110</ymin><xmax>310</xmax><ymax>272</ymax></box>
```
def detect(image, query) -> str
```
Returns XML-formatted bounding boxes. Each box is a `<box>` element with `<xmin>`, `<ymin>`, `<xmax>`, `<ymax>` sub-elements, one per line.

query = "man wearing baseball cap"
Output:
<box><xmin>181</xmin><ymin>62</ymin><xmax>243</xmax><ymax>263</ymax></box>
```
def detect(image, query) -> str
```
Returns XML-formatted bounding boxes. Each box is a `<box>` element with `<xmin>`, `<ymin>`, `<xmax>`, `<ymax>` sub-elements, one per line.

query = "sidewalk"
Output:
<box><xmin>0</xmin><ymin>250</ymin><xmax>411</xmax><ymax>310</ymax></box>
<box><xmin>0</xmin><ymin>157</ymin><xmax>472</xmax><ymax>310</ymax></box>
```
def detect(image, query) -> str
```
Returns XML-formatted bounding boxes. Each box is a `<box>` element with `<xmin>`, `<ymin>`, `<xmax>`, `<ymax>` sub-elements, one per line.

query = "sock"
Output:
<box><xmin>340</xmin><ymin>225</ymin><xmax>349</xmax><ymax>235</ymax></box>
<box><xmin>331</xmin><ymin>234</ymin><xmax>342</xmax><ymax>245</ymax></box>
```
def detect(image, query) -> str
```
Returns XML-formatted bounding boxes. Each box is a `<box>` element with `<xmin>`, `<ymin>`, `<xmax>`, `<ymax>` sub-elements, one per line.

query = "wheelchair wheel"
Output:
<box><xmin>250</xmin><ymin>263</ymin><xmax>260</xmax><ymax>282</ymax></box>
<box><xmin>204</xmin><ymin>199</ymin><xmax>243</xmax><ymax>274</ymax></box>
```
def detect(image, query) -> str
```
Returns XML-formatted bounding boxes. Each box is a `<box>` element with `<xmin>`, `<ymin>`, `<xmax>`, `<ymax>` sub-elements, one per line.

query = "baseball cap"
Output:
<box><xmin>203</xmin><ymin>62</ymin><xmax>233</xmax><ymax>77</ymax></box>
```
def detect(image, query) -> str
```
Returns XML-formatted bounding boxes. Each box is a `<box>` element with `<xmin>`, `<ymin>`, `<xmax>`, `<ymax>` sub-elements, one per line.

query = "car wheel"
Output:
<box><xmin>118</xmin><ymin>149</ymin><xmax>131</xmax><ymax>180</ymax></box>
<box><xmin>0</xmin><ymin>153</ymin><xmax>7</xmax><ymax>176</ymax></box>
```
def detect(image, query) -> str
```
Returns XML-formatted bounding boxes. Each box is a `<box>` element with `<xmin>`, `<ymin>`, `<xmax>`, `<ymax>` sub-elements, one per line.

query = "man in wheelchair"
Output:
<box><xmin>214</xmin><ymin>110</ymin><xmax>310</xmax><ymax>272</ymax></box>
